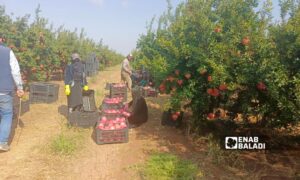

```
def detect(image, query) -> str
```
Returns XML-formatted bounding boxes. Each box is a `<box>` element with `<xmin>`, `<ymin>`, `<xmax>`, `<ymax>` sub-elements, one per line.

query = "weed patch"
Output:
<box><xmin>49</xmin><ymin>128</ymin><xmax>87</xmax><ymax>156</ymax></box>
<box><xmin>140</xmin><ymin>153</ymin><xmax>203</xmax><ymax>180</ymax></box>
<box><xmin>206</xmin><ymin>134</ymin><xmax>244</xmax><ymax>168</ymax></box>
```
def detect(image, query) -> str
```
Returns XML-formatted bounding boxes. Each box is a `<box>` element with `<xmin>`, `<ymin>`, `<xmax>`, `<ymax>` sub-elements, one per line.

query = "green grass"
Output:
<box><xmin>141</xmin><ymin>153</ymin><xmax>203</xmax><ymax>180</ymax></box>
<box><xmin>89</xmin><ymin>76</ymin><xmax>98</xmax><ymax>84</ymax></box>
<box><xmin>49</xmin><ymin>128</ymin><xmax>86</xmax><ymax>156</ymax></box>
<box><xmin>206</xmin><ymin>134</ymin><xmax>244</xmax><ymax>168</ymax></box>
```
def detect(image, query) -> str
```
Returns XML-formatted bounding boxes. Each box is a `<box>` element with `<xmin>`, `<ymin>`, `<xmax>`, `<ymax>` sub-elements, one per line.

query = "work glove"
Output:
<box><xmin>83</xmin><ymin>85</ymin><xmax>89</xmax><ymax>91</ymax></box>
<box><xmin>65</xmin><ymin>85</ymin><xmax>71</xmax><ymax>96</ymax></box>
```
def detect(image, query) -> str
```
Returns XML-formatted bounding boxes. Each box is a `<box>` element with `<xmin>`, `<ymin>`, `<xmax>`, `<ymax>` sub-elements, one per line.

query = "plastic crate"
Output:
<box><xmin>13</xmin><ymin>99</ymin><xmax>30</xmax><ymax>116</ymax></box>
<box><xmin>142</xmin><ymin>87</ymin><xmax>158</xmax><ymax>97</ymax></box>
<box><xmin>109</xmin><ymin>91</ymin><xmax>127</xmax><ymax>102</ymax></box>
<box><xmin>86</xmin><ymin>71</ymin><xmax>97</xmax><ymax>77</ymax></box>
<box><xmin>30</xmin><ymin>82</ymin><xmax>59</xmax><ymax>95</ymax></box>
<box><xmin>29</xmin><ymin>82</ymin><xmax>59</xmax><ymax>103</ymax></box>
<box><xmin>82</xmin><ymin>90</ymin><xmax>97</xmax><ymax>112</ymax></box>
<box><xmin>106</xmin><ymin>83</ymin><xmax>127</xmax><ymax>91</ymax></box>
<box><xmin>30</xmin><ymin>94</ymin><xmax>58</xmax><ymax>104</ymax></box>
<box><xmin>106</xmin><ymin>83</ymin><xmax>127</xmax><ymax>102</ymax></box>
<box><xmin>100</xmin><ymin>111</ymin><xmax>124</xmax><ymax>120</ymax></box>
<box><xmin>85</xmin><ymin>55</ymin><xmax>98</xmax><ymax>72</ymax></box>
<box><xmin>100</xmin><ymin>97</ymin><xmax>124</xmax><ymax>110</ymax></box>
<box><xmin>95</xmin><ymin>120</ymin><xmax>129</xmax><ymax>145</ymax></box>
<box><xmin>95</xmin><ymin>60</ymin><xmax>100</xmax><ymax>70</ymax></box>
<box><xmin>68</xmin><ymin>110</ymin><xmax>99</xmax><ymax>128</ymax></box>
<box><xmin>83</xmin><ymin>62</ymin><xmax>92</xmax><ymax>74</ymax></box>
<box><xmin>101</xmin><ymin>103</ymin><xmax>124</xmax><ymax>111</ymax></box>
<box><xmin>105</xmin><ymin>83</ymin><xmax>111</xmax><ymax>90</ymax></box>
<box><xmin>85</xmin><ymin>64</ymin><xmax>96</xmax><ymax>72</ymax></box>
<box><xmin>110</xmin><ymin>93</ymin><xmax>127</xmax><ymax>102</ymax></box>
<box><xmin>110</xmin><ymin>83</ymin><xmax>127</xmax><ymax>94</ymax></box>
<box><xmin>20</xmin><ymin>100</ymin><xmax>30</xmax><ymax>116</ymax></box>
<box><xmin>101</xmin><ymin>102</ymin><xmax>124</xmax><ymax>109</ymax></box>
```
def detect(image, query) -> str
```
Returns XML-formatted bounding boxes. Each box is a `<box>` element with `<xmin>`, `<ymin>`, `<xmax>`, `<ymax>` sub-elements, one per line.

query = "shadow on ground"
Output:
<box><xmin>58</xmin><ymin>105</ymin><xmax>68</xmax><ymax>119</ymax></box>
<box><xmin>134</xmin><ymin>95</ymin><xmax>196</xmax><ymax>157</ymax></box>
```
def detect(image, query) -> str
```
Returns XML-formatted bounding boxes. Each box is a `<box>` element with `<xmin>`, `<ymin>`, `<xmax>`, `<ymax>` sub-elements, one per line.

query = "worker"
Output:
<box><xmin>121</xmin><ymin>54</ymin><xmax>133</xmax><ymax>91</ymax></box>
<box><xmin>64</xmin><ymin>53</ymin><xmax>89</xmax><ymax>113</ymax></box>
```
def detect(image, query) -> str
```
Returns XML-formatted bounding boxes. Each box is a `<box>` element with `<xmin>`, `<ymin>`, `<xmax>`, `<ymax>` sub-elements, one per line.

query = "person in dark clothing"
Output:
<box><xmin>64</xmin><ymin>53</ymin><xmax>88</xmax><ymax>113</ymax></box>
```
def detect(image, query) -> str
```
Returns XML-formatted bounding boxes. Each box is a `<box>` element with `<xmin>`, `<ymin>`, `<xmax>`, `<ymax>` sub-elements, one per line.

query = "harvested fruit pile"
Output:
<box><xmin>97</xmin><ymin>116</ymin><xmax>127</xmax><ymax>131</ymax></box>
<box><xmin>101</xmin><ymin>96</ymin><xmax>130</xmax><ymax>117</ymax></box>
<box><xmin>109</xmin><ymin>83</ymin><xmax>127</xmax><ymax>102</ymax></box>
<box><xmin>96</xmin><ymin>83</ymin><xmax>131</xmax><ymax>144</ymax></box>
<box><xmin>103</xmin><ymin>97</ymin><xmax>123</xmax><ymax>104</ymax></box>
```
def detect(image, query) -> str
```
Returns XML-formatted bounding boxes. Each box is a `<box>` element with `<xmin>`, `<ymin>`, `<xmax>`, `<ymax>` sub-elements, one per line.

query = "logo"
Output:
<box><xmin>225</xmin><ymin>136</ymin><xmax>266</xmax><ymax>150</ymax></box>
<box><xmin>225</xmin><ymin>137</ymin><xmax>237</xmax><ymax>149</ymax></box>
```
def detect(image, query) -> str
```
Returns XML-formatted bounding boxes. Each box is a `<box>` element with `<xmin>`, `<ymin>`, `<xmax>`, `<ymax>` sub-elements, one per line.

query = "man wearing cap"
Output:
<box><xmin>121</xmin><ymin>54</ymin><xmax>133</xmax><ymax>91</ymax></box>
<box><xmin>64</xmin><ymin>53</ymin><xmax>88</xmax><ymax>113</ymax></box>
<box><xmin>0</xmin><ymin>33</ymin><xmax>24</xmax><ymax>152</ymax></box>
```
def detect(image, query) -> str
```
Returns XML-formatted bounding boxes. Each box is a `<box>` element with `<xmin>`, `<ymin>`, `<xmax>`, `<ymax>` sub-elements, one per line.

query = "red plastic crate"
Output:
<box><xmin>110</xmin><ymin>83</ymin><xmax>127</xmax><ymax>94</ymax></box>
<box><xmin>101</xmin><ymin>97</ymin><xmax>124</xmax><ymax>110</ymax></box>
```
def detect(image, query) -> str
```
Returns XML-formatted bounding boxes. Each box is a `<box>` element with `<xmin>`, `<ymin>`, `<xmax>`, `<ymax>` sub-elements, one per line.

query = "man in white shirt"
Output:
<box><xmin>121</xmin><ymin>54</ymin><xmax>133</xmax><ymax>91</ymax></box>
<box><xmin>0</xmin><ymin>33</ymin><xmax>24</xmax><ymax>152</ymax></box>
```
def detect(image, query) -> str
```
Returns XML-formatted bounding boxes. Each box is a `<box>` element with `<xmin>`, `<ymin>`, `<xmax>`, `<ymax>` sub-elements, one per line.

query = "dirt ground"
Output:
<box><xmin>0</xmin><ymin>65</ymin><xmax>299</xmax><ymax>180</ymax></box>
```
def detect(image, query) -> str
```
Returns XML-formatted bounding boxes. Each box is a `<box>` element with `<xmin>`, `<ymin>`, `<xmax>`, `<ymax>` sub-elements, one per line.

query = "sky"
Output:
<box><xmin>0</xmin><ymin>0</ymin><xmax>281</xmax><ymax>55</ymax></box>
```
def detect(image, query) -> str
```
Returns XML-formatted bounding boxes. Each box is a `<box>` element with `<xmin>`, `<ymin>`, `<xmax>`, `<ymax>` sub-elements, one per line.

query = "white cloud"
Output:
<box><xmin>89</xmin><ymin>0</ymin><xmax>104</xmax><ymax>7</ymax></box>
<box><xmin>121</xmin><ymin>0</ymin><xmax>129</xmax><ymax>8</ymax></box>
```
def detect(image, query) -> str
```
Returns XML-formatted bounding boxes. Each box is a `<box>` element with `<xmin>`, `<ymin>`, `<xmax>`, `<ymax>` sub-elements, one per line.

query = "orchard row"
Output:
<box><xmin>0</xmin><ymin>5</ymin><xmax>124</xmax><ymax>82</ymax></box>
<box><xmin>134</xmin><ymin>0</ymin><xmax>300</xmax><ymax>128</ymax></box>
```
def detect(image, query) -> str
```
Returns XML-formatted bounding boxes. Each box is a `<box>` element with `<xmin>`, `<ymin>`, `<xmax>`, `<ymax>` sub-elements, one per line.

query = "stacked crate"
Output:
<box><xmin>100</xmin><ymin>97</ymin><xmax>124</xmax><ymax>113</ymax></box>
<box><xmin>82</xmin><ymin>90</ymin><xmax>97</xmax><ymax>112</ymax></box>
<box><xmin>95</xmin><ymin>116</ymin><xmax>129</xmax><ymax>144</ymax></box>
<box><xmin>95</xmin><ymin>58</ymin><xmax>100</xmax><ymax>71</ymax></box>
<box><xmin>109</xmin><ymin>83</ymin><xmax>127</xmax><ymax>102</ymax></box>
<box><xmin>68</xmin><ymin>110</ymin><xmax>99</xmax><ymax>128</ymax></box>
<box><xmin>68</xmin><ymin>89</ymin><xmax>99</xmax><ymax>128</ymax></box>
<box><xmin>95</xmin><ymin>95</ymin><xmax>130</xmax><ymax>144</ymax></box>
<box><xmin>29</xmin><ymin>82</ymin><xmax>59</xmax><ymax>103</ymax></box>
<box><xmin>84</xmin><ymin>53</ymin><xmax>99</xmax><ymax>77</ymax></box>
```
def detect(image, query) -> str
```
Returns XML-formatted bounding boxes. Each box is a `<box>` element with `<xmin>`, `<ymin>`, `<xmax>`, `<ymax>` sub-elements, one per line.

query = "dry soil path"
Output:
<box><xmin>0</xmin><ymin>65</ymin><xmax>195</xmax><ymax>180</ymax></box>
